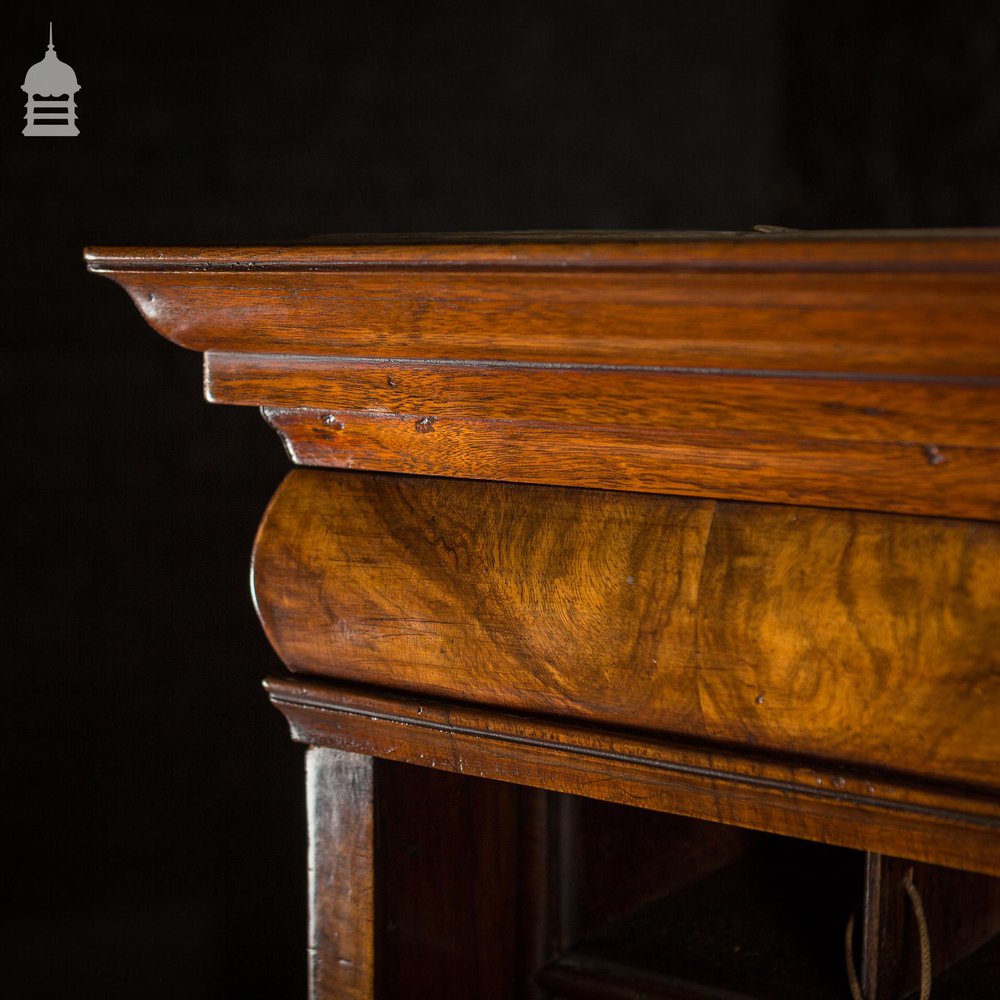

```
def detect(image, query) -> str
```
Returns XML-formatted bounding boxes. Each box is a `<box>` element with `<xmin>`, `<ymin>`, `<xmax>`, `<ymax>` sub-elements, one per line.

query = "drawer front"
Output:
<box><xmin>253</xmin><ymin>469</ymin><xmax>1000</xmax><ymax>789</ymax></box>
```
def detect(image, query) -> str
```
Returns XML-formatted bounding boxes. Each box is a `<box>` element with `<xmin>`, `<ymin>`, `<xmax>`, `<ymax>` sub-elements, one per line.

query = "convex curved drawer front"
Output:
<box><xmin>253</xmin><ymin>468</ymin><xmax>1000</xmax><ymax>791</ymax></box>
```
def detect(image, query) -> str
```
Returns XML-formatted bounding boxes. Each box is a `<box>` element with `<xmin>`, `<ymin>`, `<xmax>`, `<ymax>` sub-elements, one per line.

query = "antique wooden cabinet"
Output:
<box><xmin>87</xmin><ymin>232</ymin><xmax>1000</xmax><ymax>999</ymax></box>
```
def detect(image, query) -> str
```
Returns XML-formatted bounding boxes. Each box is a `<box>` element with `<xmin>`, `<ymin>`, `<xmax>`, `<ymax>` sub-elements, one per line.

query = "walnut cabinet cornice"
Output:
<box><xmin>88</xmin><ymin>232</ymin><xmax>1000</xmax><ymax>1000</ymax></box>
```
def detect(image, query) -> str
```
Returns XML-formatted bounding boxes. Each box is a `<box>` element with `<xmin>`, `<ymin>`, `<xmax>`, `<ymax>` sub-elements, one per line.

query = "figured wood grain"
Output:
<box><xmin>253</xmin><ymin>470</ymin><xmax>1000</xmax><ymax>789</ymax></box>
<box><xmin>91</xmin><ymin>233</ymin><xmax>1000</xmax><ymax>997</ymax></box>
<box><xmin>267</xmin><ymin>676</ymin><xmax>1000</xmax><ymax>877</ymax></box>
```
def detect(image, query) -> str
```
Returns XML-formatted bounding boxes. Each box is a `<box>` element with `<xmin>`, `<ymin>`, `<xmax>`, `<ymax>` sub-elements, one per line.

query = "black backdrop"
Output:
<box><xmin>4</xmin><ymin>2</ymin><xmax>999</xmax><ymax>997</ymax></box>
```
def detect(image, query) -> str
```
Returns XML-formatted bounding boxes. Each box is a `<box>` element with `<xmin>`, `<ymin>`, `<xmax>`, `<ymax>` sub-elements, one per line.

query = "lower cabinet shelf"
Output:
<box><xmin>541</xmin><ymin>836</ymin><xmax>860</xmax><ymax>999</ymax></box>
<box><xmin>534</xmin><ymin>795</ymin><xmax>1000</xmax><ymax>1000</ymax></box>
<box><xmin>318</xmin><ymin>756</ymin><xmax>999</xmax><ymax>999</ymax></box>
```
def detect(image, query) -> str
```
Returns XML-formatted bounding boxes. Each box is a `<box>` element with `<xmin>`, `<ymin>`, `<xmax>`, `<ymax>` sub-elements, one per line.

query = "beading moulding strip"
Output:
<box><xmin>265</xmin><ymin>675</ymin><xmax>1000</xmax><ymax>878</ymax></box>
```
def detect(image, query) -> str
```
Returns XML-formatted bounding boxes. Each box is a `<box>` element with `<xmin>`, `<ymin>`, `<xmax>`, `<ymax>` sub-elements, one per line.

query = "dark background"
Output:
<box><xmin>4</xmin><ymin>2</ymin><xmax>999</xmax><ymax>997</ymax></box>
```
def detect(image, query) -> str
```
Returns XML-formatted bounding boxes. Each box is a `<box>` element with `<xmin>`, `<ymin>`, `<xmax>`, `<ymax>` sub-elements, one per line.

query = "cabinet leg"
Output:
<box><xmin>307</xmin><ymin>747</ymin><xmax>376</xmax><ymax>1000</ymax></box>
<box><xmin>305</xmin><ymin>749</ymin><xmax>521</xmax><ymax>999</ymax></box>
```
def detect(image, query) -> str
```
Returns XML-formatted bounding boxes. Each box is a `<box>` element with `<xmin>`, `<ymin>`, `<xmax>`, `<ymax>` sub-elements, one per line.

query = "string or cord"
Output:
<box><xmin>844</xmin><ymin>867</ymin><xmax>932</xmax><ymax>1000</ymax></box>
<box><xmin>903</xmin><ymin>867</ymin><xmax>933</xmax><ymax>1000</ymax></box>
<box><xmin>845</xmin><ymin>910</ymin><xmax>864</xmax><ymax>1000</ymax></box>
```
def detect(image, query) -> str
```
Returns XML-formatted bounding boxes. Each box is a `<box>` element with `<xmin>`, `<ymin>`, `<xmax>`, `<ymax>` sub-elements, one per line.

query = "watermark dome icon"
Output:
<box><xmin>23</xmin><ymin>23</ymin><xmax>80</xmax><ymax>136</ymax></box>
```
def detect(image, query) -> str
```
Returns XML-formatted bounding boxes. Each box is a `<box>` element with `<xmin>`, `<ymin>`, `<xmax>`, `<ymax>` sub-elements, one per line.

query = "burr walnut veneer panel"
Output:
<box><xmin>253</xmin><ymin>469</ymin><xmax>1000</xmax><ymax>790</ymax></box>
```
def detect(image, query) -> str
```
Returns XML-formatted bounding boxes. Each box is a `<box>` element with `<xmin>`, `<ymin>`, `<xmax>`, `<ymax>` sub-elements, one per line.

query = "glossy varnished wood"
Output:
<box><xmin>85</xmin><ymin>233</ymin><xmax>1000</xmax><ymax>376</ymax></box>
<box><xmin>307</xmin><ymin>748</ymin><xmax>375</xmax><ymax>1000</ymax></box>
<box><xmin>307</xmin><ymin>749</ymin><xmax>524</xmax><ymax>1000</ymax></box>
<box><xmin>254</xmin><ymin>469</ymin><xmax>1000</xmax><ymax>788</ymax></box>
<box><xmin>87</xmin><ymin>233</ymin><xmax>1000</xmax><ymax>517</ymax></box>
<box><xmin>94</xmin><ymin>232</ymin><xmax>1000</xmax><ymax>998</ymax></box>
<box><xmin>258</xmin><ymin>397</ymin><xmax>1000</xmax><ymax>520</ymax></box>
<box><xmin>267</xmin><ymin>676</ymin><xmax>1000</xmax><ymax>877</ymax></box>
<box><xmin>90</xmin><ymin>266</ymin><xmax>1000</xmax><ymax>373</ymax></box>
<box><xmin>205</xmin><ymin>353</ymin><xmax>1000</xmax><ymax>450</ymax></box>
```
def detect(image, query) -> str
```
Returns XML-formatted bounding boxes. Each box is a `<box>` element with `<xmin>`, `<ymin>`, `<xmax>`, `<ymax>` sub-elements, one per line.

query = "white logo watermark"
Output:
<box><xmin>22</xmin><ymin>23</ymin><xmax>80</xmax><ymax>137</ymax></box>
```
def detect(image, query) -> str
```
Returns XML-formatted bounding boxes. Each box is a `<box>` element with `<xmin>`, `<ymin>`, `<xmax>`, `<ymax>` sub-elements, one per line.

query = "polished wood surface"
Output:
<box><xmin>203</xmin><ymin>351</ymin><xmax>1000</xmax><ymax>519</ymax></box>
<box><xmin>307</xmin><ymin>748</ymin><xmax>375</xmax><ymax>999</ymax></box>
<box><xmin>83</xmin><ymin>231</ymin><xmax>1000</xmax><ymax>378</ymax></box>
<box><xmin>87</xmin><ymin>232</ymin><xmax>1000</xmax><ymax>518</ymax></box>
<box><xmin>258</xmin><ymin>397</ymin><xmax>1000</xmax><ymax>520</ymax></box>
<box><xmin>94</xmin><ymin>231</ymin><xmax>1000</xmax><ymax>998</ymax></box>
<box><xmin>103</xmin><ymin>265</ymin><xmax>1000</xmax><ymax>372</ymax></box>
<box><xmin>307</xmin><ymin>750</ymin><xmax>523</xmax><ymax>999</ymax></box>
<box><xmin>266</xmin><ymin>675</ymin><xmax>1000</xmax><ymax>877</ymax></box>
<box><xmin>254</xmin><ymin>469</ymin><xmax>999</xmax><ymax>788</ymax></box>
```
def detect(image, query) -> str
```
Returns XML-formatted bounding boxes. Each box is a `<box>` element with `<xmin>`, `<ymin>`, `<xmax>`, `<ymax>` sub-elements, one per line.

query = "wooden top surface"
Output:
<box><xmin>86</xmin><ymin>228</ymin><xmax>1000</xmax><ymax>271</ymax></box>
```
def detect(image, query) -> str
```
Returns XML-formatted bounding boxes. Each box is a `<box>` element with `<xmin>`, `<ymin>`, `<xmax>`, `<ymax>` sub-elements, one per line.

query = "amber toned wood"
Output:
<box><xmin>253</xmin><ymin>469</ymin><xmax>1000</xmax><ymax>788</ymax></box>
<box><xmin>80</xmin><ymin>228</ymin><xmax>1000</xmax><ymax>270</ymax></box>
<box><xmin>94</xmin><ymin>232</ymin><xmax>1000</xmax><ymax>997</ymax></box>
<box><xmin>206</xmin><ymin>353</ymin><xmax>1000</xmax><ymax>450</ymax></box>
<box><xmin>88</xmin><ymin>233</ymin><xmax>1000</xmax><ymax>515</ymax></box>
<box><xmin>267</xmin><ymin>676</ymin><xmax>1000</xmax><ymax>877</ymax></box>
<box><xmin>85</xmin><ymin>234</ymin><xmax>1000</xmax><ymax>375</ymax></box>
<box><xmin>307</xmin><ymin>748</ymin><xmax>375</xmax><ymax>1000</ymax></box>
<box><xmin>109</xmin><ymin>267</ymin><xmax>1000</xmax><ymax>372</ymax></box>
<box><xmin>260</xmin><ymin>401</ymin><xmax>1000</xmax><ymax>520</ymax></box>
